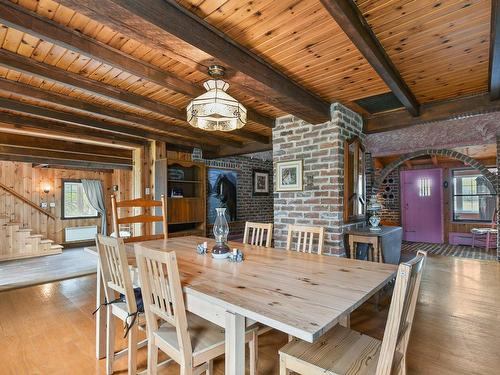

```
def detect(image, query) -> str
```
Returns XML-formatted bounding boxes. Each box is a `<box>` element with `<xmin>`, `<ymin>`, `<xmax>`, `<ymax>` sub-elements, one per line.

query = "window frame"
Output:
<box><xmin>61</xmin><ymin>179</ymin><xmax>99</xmax><ymax>220</ymax></box>
<box><xmin>451</xmin><ymin>168</ymin><xmax>496</xmax><ymax>223</ymax></box>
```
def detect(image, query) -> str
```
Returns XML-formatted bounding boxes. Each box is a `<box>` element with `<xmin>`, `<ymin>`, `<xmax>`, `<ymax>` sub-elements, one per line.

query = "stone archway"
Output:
<box><xmin>373</xmin><ymin>149</ymin><xmax>497</xmax><ymax>194</ymax></box>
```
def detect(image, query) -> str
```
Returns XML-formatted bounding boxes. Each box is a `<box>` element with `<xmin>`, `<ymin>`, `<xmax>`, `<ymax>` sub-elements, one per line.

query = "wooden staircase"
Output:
<box><xmin>0</xmin><ymin>217</ymin><xmax>63</xmax><ymax>262</ymax></box>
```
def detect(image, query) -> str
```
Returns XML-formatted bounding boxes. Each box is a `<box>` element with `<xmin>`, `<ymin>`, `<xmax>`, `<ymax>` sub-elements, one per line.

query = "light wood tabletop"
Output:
<box><xmin>87</xmin><ymin>235</ymin><xmax>397</xmax><ymax>374</ymax></box>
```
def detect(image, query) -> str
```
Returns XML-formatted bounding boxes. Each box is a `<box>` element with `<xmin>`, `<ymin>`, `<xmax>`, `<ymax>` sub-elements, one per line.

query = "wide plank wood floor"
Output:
<box><xmin>0</xmin><ymin>255</ymin><xmax>498</xmax><ymax>374</ymax></box>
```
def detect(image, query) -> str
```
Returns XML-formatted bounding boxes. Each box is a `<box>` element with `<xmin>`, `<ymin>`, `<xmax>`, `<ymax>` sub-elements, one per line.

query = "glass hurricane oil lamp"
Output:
<box><xmin>367</xmin><ymin>196</ymin><xmax>382</xmax><ymax>231</ymax></box>
<box><xmin>212</xmin><ymin>207</ymin><xmax>230</xmax><ymax>258</ymax></box>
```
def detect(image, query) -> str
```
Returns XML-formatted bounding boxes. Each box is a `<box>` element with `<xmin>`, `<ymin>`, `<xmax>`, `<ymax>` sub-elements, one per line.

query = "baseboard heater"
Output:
<box><xmin>65</xmin><ymin>225</ymin><xmax>98</xmax><ymax>242</ymax></box>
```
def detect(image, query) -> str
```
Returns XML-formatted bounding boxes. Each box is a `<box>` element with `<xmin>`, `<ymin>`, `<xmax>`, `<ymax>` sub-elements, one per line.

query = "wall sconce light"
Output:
<box><xmin>42</xmin><ymin>183</ymin><xmax>51</xmax><ymax>194</ymax></box>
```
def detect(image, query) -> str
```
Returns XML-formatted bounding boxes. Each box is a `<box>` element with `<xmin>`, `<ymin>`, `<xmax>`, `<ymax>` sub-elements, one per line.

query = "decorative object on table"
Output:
<box><xmin>170</xmin><ymin>188</ymin><xmax>184</xmax><ymax>198</ymax></box>
<box><xmin>196</xmin><ymin>241</ymin><xmax>208</xmax><ymax>255</ymax></box>
<box><xmin>228</xmin><ymin>248</ymin><xmax>244</xmax><ymax>262</ymax></box>
<box><xmin>207</xmin><ymin>168</ymin><xmax>237</xmax><ymax>223</ymax></box>
<box><xmin>212</xmin><ymin>207</ymin><xmax>230</xmax><ymax>258</ymax></box>
<box><xmin>186</xmin><ymin>65</ymin><xmax>247</xmax><ymax>132</ymax></box>
<box><xmin>252</xmin><ymin>169</ymin><xmax>270</xmax><ymax>196</ymax></box>
<box><xmin>367</xmin><ymin>195</ymin><xmax>382</xmax><ymax>231</ymax></box>
<box><xmin>276</xmin><ymin>160</ymin><xmax>303</xmax><ymax>191</ymax></box>
<box><xmin>191</xmin><ymin>147</ymin><xmax>203</xmax><ymax>161</ymax></box>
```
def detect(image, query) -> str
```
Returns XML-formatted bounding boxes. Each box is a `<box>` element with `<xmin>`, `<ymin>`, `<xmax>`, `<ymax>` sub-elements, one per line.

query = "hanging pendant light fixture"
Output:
<box><xmin>187</xmin><ymin>65</ymin><xmax>247</xmax><ymax>131</ymax></box>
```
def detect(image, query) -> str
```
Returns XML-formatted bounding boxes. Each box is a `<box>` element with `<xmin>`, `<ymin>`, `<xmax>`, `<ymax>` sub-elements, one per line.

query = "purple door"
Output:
<box><xmin>401</xmin><ymin>168</ymin><xmax>443</xmax><ymax>243</ymax></box>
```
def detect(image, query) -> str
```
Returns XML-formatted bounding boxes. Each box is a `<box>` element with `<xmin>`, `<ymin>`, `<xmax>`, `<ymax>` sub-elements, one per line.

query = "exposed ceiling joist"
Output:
<box><xmin>0</xmin><ymin>111</ymin><xmax>145</xmax><ymax>148</ymax></box>
<box><xmin>0</xmin><ymin>97</ymin><xmax>218</xmax><ymax>150</ymax></box>
<box><xmin>0</xmin><ymin>152</ymin><xmax>131</xmax><ymax>170</ymax></box>
<box><xmin>365</xmin><ymin>93</ymin><xmax>500</xmax><ymax>133</ymax></box>
<box><xmin>490</xmin><ymin>0</ymin><xmax>500</xmax><ymax>100</ymax></box>
<box><xmin>0</xmin><ymin>0</ymin><xmax>275</xmax><ymax>131</ymax></box>
<box><xmin>320</xmin><ymin>0</ymin><xmax>419</xmax><ymax>116</ymax></box>
<box><xmin>0</xmin><ymin>132</ymin><xmax>132</xmax><ymax>160</ymax></box>
<box><xmin>56</xmin><ymin>0</ymin><xmax>331</xmax><ymax>124</ymax></box>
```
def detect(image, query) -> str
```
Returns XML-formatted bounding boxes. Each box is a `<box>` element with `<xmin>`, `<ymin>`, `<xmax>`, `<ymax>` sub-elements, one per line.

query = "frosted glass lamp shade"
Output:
<box><xmin>187</xmin><ymin>79</ymin><xmax>247</xmax><ymax>131</ymax></box>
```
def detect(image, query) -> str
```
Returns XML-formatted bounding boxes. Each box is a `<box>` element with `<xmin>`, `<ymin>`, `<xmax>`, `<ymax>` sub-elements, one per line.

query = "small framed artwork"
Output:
<box><xmin>276</xmin><ymin>160</ymin><xmax>303</xmax><ymax>192</ymax></box>
<box><xmin>252</xmin><ymin>169</ymin><xmax>270</xmax><ymax>196</ymax></box>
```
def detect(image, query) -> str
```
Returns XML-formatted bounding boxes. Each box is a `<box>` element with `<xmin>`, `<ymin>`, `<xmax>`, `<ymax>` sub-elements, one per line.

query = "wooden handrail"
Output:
<box><xmin>0</xmin><ymin>181</ymin><xmax>56</xmax><ymax>220</ymax></box>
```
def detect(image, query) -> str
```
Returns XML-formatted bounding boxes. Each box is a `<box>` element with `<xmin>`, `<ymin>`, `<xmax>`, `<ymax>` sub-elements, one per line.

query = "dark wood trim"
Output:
<box><xmin>490</xmin><ymin>0</ymin><xmax>500</xmax><ymax>100</ymax></box>
<box><xmin>343</xmin><ymin>136</ymin><xmax>366</xmax><ymax>223</ymax></box>
<box><xmin>0</xmin><ymin>111</ymin><xmax>145</xmax><ymax>147</ymax></box>
<box><xmin>0</xmin><ymin>0</ymin><xmax>275</xmax><ymax>130</ymax></box>
<box><xmin>0</xmin><ymin>145</ymin><xmax>132</xmax><ymax>168</ymax></box>
<box><xmin>320</xmin><ymin>0</ymin><xmax>419</xmax><ymax>116</ymax></box>
<box><xmin>365</xmin><ymin>93</ymin><xmax>500</xmax><ymax>133</ymax></box>
<box><xmin>0</xmin><ymin>78</ymin><xmax>240</xmax><ymax>148</ymax></box>
<box><xmin>56</xmin><ymin>0</ymin><xmax>331</xmax><ymax>124</ymax></box>
<box><xmin>0</xmin><ymin>153</ymin><xmax>131</xmax><ymax>170</ymax></box>
<box><xmin>208</xmin><ymin>142</ymin><xmax>272</xmax><ymax>159</ymax></box>
<box><xmin>61</xmin><ymin>179</ymin><xmax>101</xmax><ymax>220</ymax></box>
<box><xmin>0</xmin><ymin>132</ymin><xmax>132</xmax><ymax>159</ymax></box>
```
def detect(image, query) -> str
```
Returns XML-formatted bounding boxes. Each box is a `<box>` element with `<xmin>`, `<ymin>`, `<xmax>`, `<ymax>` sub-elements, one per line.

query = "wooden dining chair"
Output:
<box><xmin>279</xmin><ymin>250</ymin><xmax>427</xmax><ymax>375</ymax></box>
<box><xmin>96</xmin><ymin>235</ymin><xmax>147</xmax><ymax>375</ymax></box>
<box><xmin>135</xmin><ymin>247</ymin><xmax>259</xmax><ymax>375</ymax></box>
<box><xmin>286</xmin><ymin>224</ymin><xmax>325</xmax><ymax>254</ymax></box>
<box><xmin>111</xmin><ymin>195</ymin><xmax>167</xmax><ymax>243</ymax></box>
<box><xmin>243</xmin><ymin>221</ymin><xmax>273</xmax><ymax>247</ymax></box>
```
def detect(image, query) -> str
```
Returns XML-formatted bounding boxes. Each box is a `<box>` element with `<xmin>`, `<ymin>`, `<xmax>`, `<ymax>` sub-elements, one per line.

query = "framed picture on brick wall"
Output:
<box><xmin>253</xmin><ymin>169</ymin><xmax>270</xmax><ymax>196</ymax></box>
<box><xmin>276</xmin><ymin>160</ymin><xmax>303</xmax><ymax>191</ymax></box>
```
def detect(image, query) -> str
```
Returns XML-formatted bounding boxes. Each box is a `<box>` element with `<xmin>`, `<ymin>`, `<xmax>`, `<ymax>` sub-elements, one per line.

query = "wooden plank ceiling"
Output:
<box><xmin>0</xmin><ymin>0</ymin><xmax>495</xmax><ymax>160</ymax></box>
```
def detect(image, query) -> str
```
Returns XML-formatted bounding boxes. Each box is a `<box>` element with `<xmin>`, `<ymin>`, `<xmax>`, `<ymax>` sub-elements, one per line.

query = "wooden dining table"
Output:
<box><xmin>86</xmin><ymin>235</ymin><xmax>397</xmax><ymax>374</ymax></box>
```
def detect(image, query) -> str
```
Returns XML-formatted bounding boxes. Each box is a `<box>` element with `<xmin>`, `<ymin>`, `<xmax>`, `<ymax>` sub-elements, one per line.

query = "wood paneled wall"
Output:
<box><xmin>0</xmin><ymin>161</ymin><xmax>133</xmax><ymax>244</ymax></box>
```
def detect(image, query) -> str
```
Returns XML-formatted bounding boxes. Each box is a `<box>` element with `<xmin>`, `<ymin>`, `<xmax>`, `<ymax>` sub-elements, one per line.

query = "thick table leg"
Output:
<box><xmin>96</xmin><ymin>259</ymin><xmax>107</xmax><ymax>359</ymax></box>
<box><xmin>225</xmin><ymin>311</ymin><xmax>245</xmax><ymax>375</ymax></box>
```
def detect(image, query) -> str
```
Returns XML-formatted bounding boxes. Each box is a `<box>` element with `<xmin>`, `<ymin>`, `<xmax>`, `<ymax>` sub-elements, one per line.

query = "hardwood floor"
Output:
<box><xmin>0</xmin><ymin>247</ymin><xmax>97</xmax><ymax>292</ymax></box>
<box><xmin>0</xmin><ymin>255</ymin><xmax>498</xmax><ymax>374</ymax></box>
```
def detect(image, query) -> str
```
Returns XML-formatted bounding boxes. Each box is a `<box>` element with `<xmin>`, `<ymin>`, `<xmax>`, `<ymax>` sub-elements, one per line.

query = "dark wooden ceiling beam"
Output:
<box><xmin>56</xmin><ymin>0</ymin><xmax>331</xmax><ymax>124</ymax></box>
<box><xmin>0</xmin><ymin>152</ymin><xmax>131</xmax><ymax>170</ymax></box>
<box><xmin>490</xmin><ymin>0</ymin><xmax>500</xmax><ymax>100</ymax></box>
<box><xmin>0</xmin><ymin>0</ymin><xmax>275</xmax><ymax>131</ymax></box>
<box><xmin>365</xmin><ymin>93</ymin><xmax>500</xmax><ymax>133</ymax></box>
<box><xmin>0</xmin><ymin>111</ymin><xmax>146</xmax><ymax>147</ymax></box>
<box><xmin>320</xmin><ymin>0</ymin><xmax>419</xmax><ymax>116</ymax></box>
<box><xmin>0</xmin><ymin>79</ymin><xmax>250</xmax><ymax>147</ymax></box>
<box><xmin>0</xmin><ymin>97</ymin><xmax>219</xmax><ymax>150</ymax></box>
<box><xmin>0</xmin><ymin>132</ymin><xmax>132</xmax><ymax>160</ymax></box>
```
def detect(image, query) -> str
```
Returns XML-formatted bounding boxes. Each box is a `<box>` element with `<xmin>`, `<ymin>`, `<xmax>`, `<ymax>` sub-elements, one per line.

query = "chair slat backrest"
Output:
<box><xmin>96</xmin><ymin>235</ymin><xmax>137</xmax><ymax>314</ymax></box>
<box><xmin>135</xmin><ymin>247</ymin><xmax>192</xmax><ymax>362</ymax></box>
<box><xmin>376</xmin><ymin>250</ymin><xmax>427</xmax><ymax>375</ymax></box>
<box><xmin>111</xmin><ymin>195</ymin><xmax>168</xmax><ymax>243</ymax></box>
<box><xmin>243</xmin><ymin>222</ymin><xmax>273</xmax><ymax>247</ymax></box>
<box><xmin>286</xmin><ymin>224</ymin><xmax>325</xmax><ymax>254</ymax></box>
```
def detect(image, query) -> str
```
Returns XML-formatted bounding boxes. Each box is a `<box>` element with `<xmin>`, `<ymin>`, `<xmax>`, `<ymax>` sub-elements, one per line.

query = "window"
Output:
<box><xmin>452</xmin><ymin>169</ymin><xmax>496</xmax><ymax>222</ymax></box>
<box><xmin>418</xmin><ymin>177</ymin><xmax>432</xmax><ymax>197</ymax></box>
<box><xmin>62</xmin><ymin>180</ymin><xmax>98</xmax><ymax>219</ymax></box>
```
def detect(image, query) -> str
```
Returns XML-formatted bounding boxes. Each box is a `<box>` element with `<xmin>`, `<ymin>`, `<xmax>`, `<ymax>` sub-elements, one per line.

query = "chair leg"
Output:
<box><xmin>279</xmin><ymin>355</ymin><xmax>290</xmax><ymax>375</ymax></box>
<box><xmin>472</xmin><ymin>233</ymin><xmax>475</xmax><ymax>249</ymax></box>
<box><xmin>106</xmin><ymin>308</ymin><xmax>116</xmax><ymax>375</ymax></box>
<box><xmin>128</xmin><ymin>322</ymin><xmax>138</xmax><ymax>375</ymax></box>
<box><xmin>147</xmin><ymin>340</ymin><xmax>158</xmax><ymax>375</ymax></box>
<box><xmin>486</xmin><ymin>232</ymin><xmax>490</xmax><ymax>250</ymax></box>
<box><xmin>206</xmin><ymin>360</ymin><xmax>213</xmax><ymax>375</ymax></box>
<box><xmin>398</xmin><ymin>355</ymin><xmax>407</xmax><ymax>375</ymax></box>
<box><xmin>249</xmin><ymin>330</ymin><xmax>258</xmax><ymax>375</ymax></box>
<box><xmin>180</xmin><ymin>365</ymin><xmax>193</xmax><ymax>375</ymax></box>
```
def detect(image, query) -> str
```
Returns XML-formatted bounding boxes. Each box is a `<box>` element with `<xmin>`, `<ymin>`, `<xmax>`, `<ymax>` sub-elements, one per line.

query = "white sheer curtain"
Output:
<box><xmin>81</xmin><ymin>179</ymin><xmax>107</xmax><ymax>235</ymax></box>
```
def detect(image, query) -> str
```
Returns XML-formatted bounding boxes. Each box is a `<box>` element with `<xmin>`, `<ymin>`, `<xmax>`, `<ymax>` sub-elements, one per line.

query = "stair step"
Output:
<box><xmin>40</xmin><ymin>239</ymin><xmax>54</xmax><ymax>244</ymax></box>
<box><xmin>27</xmin><ymin>234</ymin><xmax>43</xmax><ymax>239</ymax></box>
<box><xmin>16</xmin><ymin>229</ymin><xmax>32</xmax><ymax>233</ymax></box>
<box><xmin>50</xmin><ymin>245</ymin><xmax>64</xmax><ymax>250</ymax></box>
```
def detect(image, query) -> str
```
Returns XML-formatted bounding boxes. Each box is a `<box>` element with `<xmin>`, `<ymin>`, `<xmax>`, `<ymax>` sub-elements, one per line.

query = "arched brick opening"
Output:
<box><xmin>373</xmin><ymin>149</ymin><xmax>497</xmax><ymax>194</ymax></box>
